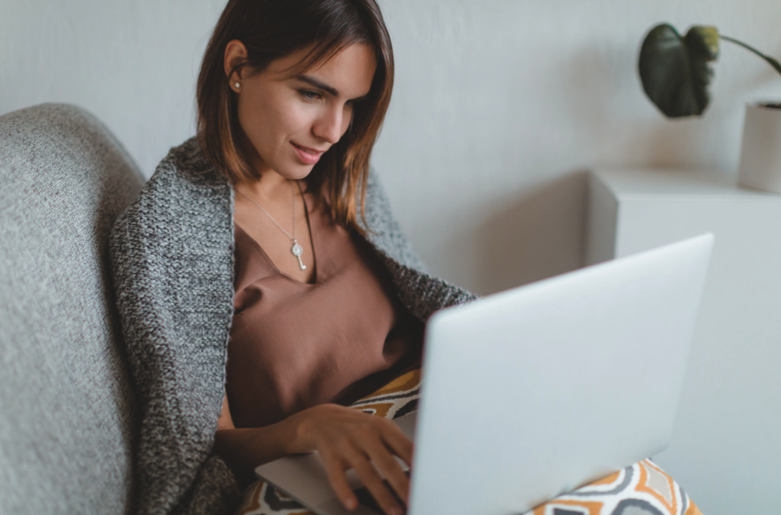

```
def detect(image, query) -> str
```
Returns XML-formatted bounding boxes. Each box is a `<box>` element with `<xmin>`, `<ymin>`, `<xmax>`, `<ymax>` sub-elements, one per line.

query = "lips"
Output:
<box><xmin>291</xmin><ymin>142</ymin><xmax>325</xmax><ymax>165</ymax></box>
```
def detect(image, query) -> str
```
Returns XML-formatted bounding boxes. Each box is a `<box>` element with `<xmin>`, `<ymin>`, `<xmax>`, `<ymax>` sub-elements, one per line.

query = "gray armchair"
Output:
<box><xmin>0</xmin><ymin>104</ymin><xmax>144</xmax><ymax>514</ymax></box>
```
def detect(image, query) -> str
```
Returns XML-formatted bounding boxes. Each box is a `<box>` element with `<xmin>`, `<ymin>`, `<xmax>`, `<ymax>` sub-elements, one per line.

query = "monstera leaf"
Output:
<box><xmin>639</xmin><ymin>23</ymin><xmax>720</xmax><ymax>118</ymax></box>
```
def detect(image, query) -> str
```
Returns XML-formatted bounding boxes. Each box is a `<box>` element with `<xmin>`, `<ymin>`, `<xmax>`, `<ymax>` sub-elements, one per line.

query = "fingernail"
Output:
<box><xmin>389</xmin><ymin>508</ymin><xmax>402</xmax><ymax>515</ymax></box>
<box><xmin>344</xmin><ymin>497</ymin><xmax>357</xmax><ymax>510</ymax></box>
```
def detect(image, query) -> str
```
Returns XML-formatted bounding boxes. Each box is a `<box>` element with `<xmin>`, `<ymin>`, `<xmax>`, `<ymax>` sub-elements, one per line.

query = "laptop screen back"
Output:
<box><xmin>408</xmin><ymin>234</ymin><xmax>713</xmax><ymax>515</ymax></box>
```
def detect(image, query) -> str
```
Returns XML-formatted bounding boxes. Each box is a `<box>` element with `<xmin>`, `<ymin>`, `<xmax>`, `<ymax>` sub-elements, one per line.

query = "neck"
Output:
<box><xmin>236</xmin><ymin>174</ymin><xmax>294</xmax><ymax>202</ymax></box>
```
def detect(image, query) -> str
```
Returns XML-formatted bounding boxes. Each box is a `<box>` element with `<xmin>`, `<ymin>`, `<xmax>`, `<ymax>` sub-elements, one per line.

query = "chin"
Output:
<box><xmin>279</xmin><ymin>164</ymin><xmax>316</xmax><ymax>182</ymax></box>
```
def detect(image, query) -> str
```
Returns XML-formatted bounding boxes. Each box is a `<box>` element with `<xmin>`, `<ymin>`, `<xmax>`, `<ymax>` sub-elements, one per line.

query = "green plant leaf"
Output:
<box><xmin>638</xmin><ymin>23</ymin><xmax>720</xmax><ymax>118</ymax></box>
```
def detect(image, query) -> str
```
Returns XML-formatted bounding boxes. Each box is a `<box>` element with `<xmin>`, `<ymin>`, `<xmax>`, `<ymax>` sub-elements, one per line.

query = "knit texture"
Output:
<box><xmin>110</xmin><ymin>137</ymin><xmax>476</xmax><ymax>515</ymax></box>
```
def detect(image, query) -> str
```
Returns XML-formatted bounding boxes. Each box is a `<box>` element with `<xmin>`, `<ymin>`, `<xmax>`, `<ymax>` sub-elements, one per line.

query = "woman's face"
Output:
<box><xmin>227</xmin><ymin>42</ymin><xmax>377</xmax><ymax>183</ymax></box>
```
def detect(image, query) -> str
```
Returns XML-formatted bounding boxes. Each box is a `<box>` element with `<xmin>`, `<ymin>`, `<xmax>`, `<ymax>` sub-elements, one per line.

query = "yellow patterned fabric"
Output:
<box><xmin>235</xmin><ymin>369</ymin><xmax>702</xmax><ymax>515</ymax></box>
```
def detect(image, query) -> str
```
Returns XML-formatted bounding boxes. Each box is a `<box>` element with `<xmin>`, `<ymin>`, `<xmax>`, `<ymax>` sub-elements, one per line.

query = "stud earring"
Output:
<box><xmin>234</xmin><ymin>82</ymin><xmax>241</xmax><ymax>89</ymax></box>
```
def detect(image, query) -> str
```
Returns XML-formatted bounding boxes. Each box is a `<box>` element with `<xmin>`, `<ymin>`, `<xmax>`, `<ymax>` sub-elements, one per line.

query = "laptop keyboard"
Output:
<box><xmin>353</xmin><ymin>471</ymin><xmax>409</xmax><ymax>515</ymax></box>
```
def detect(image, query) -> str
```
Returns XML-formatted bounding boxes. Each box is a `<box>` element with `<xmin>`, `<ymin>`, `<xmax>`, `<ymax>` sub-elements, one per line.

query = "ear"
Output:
<box><xmin>224</xmin><ymin>40</ymin><xmax>249</xmax><ymax>87</ymax></box>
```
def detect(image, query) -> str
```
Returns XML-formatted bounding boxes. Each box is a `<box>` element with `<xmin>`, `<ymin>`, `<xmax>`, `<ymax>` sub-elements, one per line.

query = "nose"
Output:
<box><xmin>312</xmin><ymin>105</ymin><xmax>348</xmax><ymax>145</ymax></box>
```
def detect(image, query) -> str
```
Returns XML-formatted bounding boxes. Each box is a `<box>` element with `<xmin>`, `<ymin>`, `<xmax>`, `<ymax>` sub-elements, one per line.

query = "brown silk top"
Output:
<box><xmin>227</xmin><ymin>191</ymin><xmax>423</xmax><ymax>429</ymax></box>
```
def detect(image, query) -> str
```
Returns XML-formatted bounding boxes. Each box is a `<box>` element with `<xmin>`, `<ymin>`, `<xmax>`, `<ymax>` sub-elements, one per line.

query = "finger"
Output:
<box><xmin>365</xmin><ymin>443</ymin><xmax>410</xmax><ymax>504</ymax></box>
<box><xmin>350</xmin><ymin>453</ymin><xmax>404</xmax><ymax>515</ymax></box>
<box><xmin>358</xmin><ymin>418</ymin><xmax>413</xmax><ymax>501</ymax></box>
<box><xmin>381</xmin><ymin>425</ymin><xmax>414</xmax><ymax>466</ymax></box>
<box><xmin>321</xmin><ymin>454</ymin><xmax>359</xmax><ymax>511</ymax></box>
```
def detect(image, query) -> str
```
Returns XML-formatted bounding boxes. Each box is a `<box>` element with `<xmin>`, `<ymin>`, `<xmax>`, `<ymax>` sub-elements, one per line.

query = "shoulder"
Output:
<box><xmin>112</xmin><ymin>138</ymin><xmax>232</xmax><ymax>233</ymax></box>
<box><xmin>132</xmin><ymin>137</ymin><xmax>229</xmax><ymax>209</ymax></box>
<box><xmin>358</xmin><ymin>168</ymin><xmax>427</xmax><ymax>272</ymax></box>
<box><xmin>109</xmin><ymin>137</ymin><xmax>234</xmax><ymax>276</ymax></box>
<box><xmin>361</xmin><ymin>167</ymin><xmax>395</xmax><ymax>228</ymax></box>
<box><xmin>359</xmin><ymin>168</ymin><xmax>479</xmax><ymax>313</ymax></box>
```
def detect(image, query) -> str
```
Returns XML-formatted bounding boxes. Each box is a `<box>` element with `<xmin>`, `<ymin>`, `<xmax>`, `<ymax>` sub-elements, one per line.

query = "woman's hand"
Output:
<box><xmin>287</xmin><ymin>404</ymin><xmax>413</xmax><ymax>515</ymax></box>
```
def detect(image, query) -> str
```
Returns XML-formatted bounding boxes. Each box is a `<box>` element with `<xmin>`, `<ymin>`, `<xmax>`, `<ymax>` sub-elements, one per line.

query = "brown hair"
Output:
<box><xmin>196</xmin><ymin>0</ymin><xmax>394</xmax><ymax>232</ymax></box>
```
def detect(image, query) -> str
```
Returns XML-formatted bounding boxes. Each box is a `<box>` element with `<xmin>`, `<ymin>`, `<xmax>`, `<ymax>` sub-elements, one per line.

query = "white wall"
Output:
<box><xmin>3</xmin><ymin>0</ymin><xmax>780</xmax><ymax>295</ymax></box>
<box><xmin>3</xmin><ymin>1</ymin><xmax>780</xmax><ymax>511</ymax></box>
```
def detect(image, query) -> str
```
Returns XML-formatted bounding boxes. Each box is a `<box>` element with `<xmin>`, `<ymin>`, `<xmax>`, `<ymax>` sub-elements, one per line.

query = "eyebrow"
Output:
<box><xmin>296</xmin><ymin>75</ymin><xmax>369</xmax><ymax>102</ymax></box>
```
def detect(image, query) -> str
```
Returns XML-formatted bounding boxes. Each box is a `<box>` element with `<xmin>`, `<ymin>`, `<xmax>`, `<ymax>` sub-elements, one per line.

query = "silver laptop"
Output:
<box><xmin>255</xmin><ymin>233</ymin><xmax>714</xmax><ymax>515</ymax></box>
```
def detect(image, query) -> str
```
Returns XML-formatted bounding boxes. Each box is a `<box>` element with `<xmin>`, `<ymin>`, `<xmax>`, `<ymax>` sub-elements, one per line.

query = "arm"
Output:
<box><xmin>214</xmin><ymin>395</ymin><xmax>412</xmax><ymax>515</ymax></box>
<box><xmin>361</xmin><ymin>169</ymin><xmax>478</xmax><ymax>321</ymax></box>
<box><xmin>213</xmin><ymin>394</ymin><xmax>294</xmax><ymax>483</ymax></box>
<box><xmin>109</xmin><ymin>145</ymin><xmax>239</xmax><ymax>514</ymax></box>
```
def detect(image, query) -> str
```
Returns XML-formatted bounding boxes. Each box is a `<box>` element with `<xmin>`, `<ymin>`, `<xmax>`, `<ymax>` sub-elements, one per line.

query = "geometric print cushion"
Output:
<box><xmin>235</xmin><ymin>369</ymin><xmax>702</xmax><ymax>515</ymax></box>
<box><xmin>529</xmin><ymin>459</ymin><xmax>702</xmax><ymax>515</ymax></box>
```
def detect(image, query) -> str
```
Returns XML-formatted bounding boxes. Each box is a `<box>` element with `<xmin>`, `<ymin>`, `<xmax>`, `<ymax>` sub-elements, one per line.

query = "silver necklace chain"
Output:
<box><xmin>236</xmin><ymin>183</ymin><xmax>307</xmax><ymax>270</ymax></box>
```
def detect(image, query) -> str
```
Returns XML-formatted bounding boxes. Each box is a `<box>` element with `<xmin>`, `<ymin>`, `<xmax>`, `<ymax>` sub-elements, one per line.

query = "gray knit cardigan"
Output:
<box><xmin>109</xmin><ymin>137</ymin><xmax>476</xmax><ymax>515</ymax></box>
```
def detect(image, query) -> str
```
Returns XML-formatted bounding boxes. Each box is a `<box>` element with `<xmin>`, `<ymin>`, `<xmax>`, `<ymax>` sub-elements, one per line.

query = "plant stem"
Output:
<box><xmin>721</xmin><ymin>35</ymin><xmax>781</xmax><ymax>76</ymax></box>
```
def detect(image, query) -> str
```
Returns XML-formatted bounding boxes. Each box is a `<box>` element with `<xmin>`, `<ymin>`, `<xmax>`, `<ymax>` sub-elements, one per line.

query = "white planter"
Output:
<box><xmin>737</xmin><ymin>102</ymin><xmax>781</xmax><ymax>193</ymax></box>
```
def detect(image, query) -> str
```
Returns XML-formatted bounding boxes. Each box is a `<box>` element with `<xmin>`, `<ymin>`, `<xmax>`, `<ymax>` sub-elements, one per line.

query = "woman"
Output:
<box><xmin>110</xmin><ymin>1</ymin><xmax>474</xmax><ymax>514</ymax></box>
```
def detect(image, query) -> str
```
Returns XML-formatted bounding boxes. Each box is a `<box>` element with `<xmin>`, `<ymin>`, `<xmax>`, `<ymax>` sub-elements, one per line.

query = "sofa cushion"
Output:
<box><xmin>0</xmin><ymin>104</ymin><xmax>143</xmax><ymax>514</ymax></box>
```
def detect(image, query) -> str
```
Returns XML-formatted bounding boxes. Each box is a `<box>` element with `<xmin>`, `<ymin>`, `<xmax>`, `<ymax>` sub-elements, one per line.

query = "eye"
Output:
<box><xmin>298</xmin><ymin>89</ymin><xmax>322</xmax><ymax>102</ymax></box>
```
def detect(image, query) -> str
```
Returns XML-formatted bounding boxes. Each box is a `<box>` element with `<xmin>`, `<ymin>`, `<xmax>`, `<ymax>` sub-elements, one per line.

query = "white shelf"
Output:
<box><xmin>586</xmin><ymin>167</ymin><xmax>781</xmax><ymax>515</ymax></box>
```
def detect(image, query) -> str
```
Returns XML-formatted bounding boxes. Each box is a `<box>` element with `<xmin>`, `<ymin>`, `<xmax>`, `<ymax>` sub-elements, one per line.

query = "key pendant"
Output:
<box><xmin>291</xmin><ymin>239</ymin><xmax>307</xmax><ymax>270</ymax></box>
